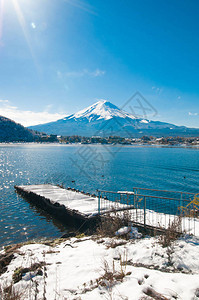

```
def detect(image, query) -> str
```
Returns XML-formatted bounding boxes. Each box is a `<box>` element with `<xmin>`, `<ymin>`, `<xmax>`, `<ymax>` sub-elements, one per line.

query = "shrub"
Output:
<box><xmin>97</xmin><ymin>209</ymin><xmax>132</xmax><ymax>237</ymax></box>
<box><xmin>0</xmin><ymin>283</ymin><xmax>25</xmax><ymax>300</ymax></box>
<box><xmin>158</xmin><ymin>216</ymin><xmax>182</xmax><ymax>248</ymax></box>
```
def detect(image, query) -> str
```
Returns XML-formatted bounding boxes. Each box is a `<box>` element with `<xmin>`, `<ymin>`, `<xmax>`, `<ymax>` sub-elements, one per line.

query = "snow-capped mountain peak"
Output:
<box><xmin>69</xmin><ymin>100</ymin><xmax>135</xmax><ymax>121</ymax></box>
<box><xmin>29</xmin><ymin>99</ymin><xmax>199</xmax><ymax>138</ymax></box>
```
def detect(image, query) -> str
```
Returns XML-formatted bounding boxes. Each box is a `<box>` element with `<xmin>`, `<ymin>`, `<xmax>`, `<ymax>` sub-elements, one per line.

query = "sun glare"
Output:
<box><xmin>12</xmin><ymin>0</ymin><xmax>35</xmax><ymax>55</ymax></box>
<box><xmin>0</xmin><ymin>0</ymin><xmax>40</xmax><ymax>70</ymax></box>
<box><xmin>0</xmin><ymin>0</ymin><xmax>5</xmax><ymax>44</ymax></box>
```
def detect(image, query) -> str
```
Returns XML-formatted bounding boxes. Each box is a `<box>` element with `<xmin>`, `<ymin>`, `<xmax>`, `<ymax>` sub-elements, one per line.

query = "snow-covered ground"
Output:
<box><xmin>130</xmin><ymin>209</ymin><xmax>199</xmax><ymax>236</ymax></box>
<box><xmin>1</xmin><ymin>232</ymin><xmax>199</xmax><ymax>300</ymax></box>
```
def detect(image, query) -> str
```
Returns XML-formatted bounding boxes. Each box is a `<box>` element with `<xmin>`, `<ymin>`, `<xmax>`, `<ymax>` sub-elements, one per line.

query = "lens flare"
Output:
<box><xmin>12</xmin><ymin>0</ymin><xmax>40</xmax><ymax>71</ymax></box>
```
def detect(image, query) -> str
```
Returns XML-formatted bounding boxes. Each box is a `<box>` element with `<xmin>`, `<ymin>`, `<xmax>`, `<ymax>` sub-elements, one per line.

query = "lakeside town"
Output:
<box><xmin>39</xmin><ymin>133</ymin><xmax>199</xmax><ymax>146</ymax></box>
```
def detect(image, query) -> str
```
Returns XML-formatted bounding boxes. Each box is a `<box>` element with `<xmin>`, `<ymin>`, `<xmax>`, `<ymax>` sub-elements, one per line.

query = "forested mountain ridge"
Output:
<box><xmin>0</xmin><ymin>116</ymin><xmax>38</xmax><ymax>142</ymax></box>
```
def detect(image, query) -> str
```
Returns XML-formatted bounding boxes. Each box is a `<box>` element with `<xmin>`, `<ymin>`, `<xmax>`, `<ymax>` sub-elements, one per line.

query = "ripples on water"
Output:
<box><xmin>0</xmin><ymin>144</ymin><xmax>198</xmax><ymax>247</ymax></box>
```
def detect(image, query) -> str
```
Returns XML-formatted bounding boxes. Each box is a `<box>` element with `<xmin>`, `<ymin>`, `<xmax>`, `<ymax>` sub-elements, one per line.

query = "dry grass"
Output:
<box><xmin>0</xmin><ymin>244</ymin><xmax>23</xmax><ymax>276</ymax></box>
<box><xmin>179</xmin><ymin>193</ymin><xmax>199</xmax><ymax>218</ymax></box>
<box><xmin>0</xmin><ymin>283</ymin><xmax>26</xmax><ymax>300</ymax></box>
<box><xmin>78</xmin><ymin>250</ymin><xmax>131</xmax><ymax>298</ymax></box>
<box><xmin>158</xmin><ymin>216</ymin><xmax>182</xmax><ymax>248</ymax></box>
<box><xmin>12</xmin><ymin>262</ymin><xmax>45</xmax><ymax>284</ymax></box>
<box><xmin>97</xmin><ymin>250</ymin><xmax>131</xmax><ymax>287</ymax></box>
<box><xmin>158</xmin><ymin>216</ymin><xmax>182</xmax><ymax>266</ymax></box>
<box><xmin>97</xmin><ymin>210</ymin><xmax>132</xmax><ymax>238</ymax></box>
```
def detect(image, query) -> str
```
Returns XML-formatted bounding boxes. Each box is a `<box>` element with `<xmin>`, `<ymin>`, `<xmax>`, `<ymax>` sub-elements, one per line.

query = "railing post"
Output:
<box><xmin>134</xmin><ymin>188</ymin><xmax>138</xmax><ymax>222</ymax></box>
<box><xmin>180</xmin><ymin>192</ymin><xmax>183</xmax><ymax>216</ymax></box>
<box><xmin>144</xmin><ymin>196</ymin><xmax>146</xmax><ymax>230</ymax></box>
<box><xmin>98</xmin><ymin>190</ymin><xmax>101</xmax><ymax>215</ymax></box>
<box><xmin>133</xmin><ymin>188</ymin><xmax>136</xmax><ymax>208</ymax></box>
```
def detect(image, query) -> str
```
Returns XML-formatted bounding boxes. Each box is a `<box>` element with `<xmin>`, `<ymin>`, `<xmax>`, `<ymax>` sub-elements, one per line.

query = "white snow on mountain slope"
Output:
<box><xmin>140</xmin><ymin>119</ymin><xmax>149</xmax><ymax>124</ymax></box>
<box><xmin>68</xmin><ymin>100</ymin><xmax>137</xmax><ymax>122</ymax></box>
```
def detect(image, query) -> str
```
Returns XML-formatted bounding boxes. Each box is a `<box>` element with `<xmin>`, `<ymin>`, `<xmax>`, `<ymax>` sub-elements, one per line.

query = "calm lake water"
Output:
<box><xmin>0</xmin><ymin>144</ymin><xmax>199</xmax><ymax>247</ymax></box>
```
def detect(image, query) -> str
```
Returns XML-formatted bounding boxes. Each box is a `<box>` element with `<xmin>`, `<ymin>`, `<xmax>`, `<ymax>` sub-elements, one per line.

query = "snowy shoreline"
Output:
<box><xmin>1</xmin><ymin>233</ymin><xmax>199</xmax><ymax>300</ymax></box>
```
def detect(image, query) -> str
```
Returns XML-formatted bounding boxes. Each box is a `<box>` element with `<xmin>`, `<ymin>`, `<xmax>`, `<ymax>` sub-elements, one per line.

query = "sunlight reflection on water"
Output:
<box><xmin>0</xmin><ymin>144</ymin><xmax>198</xmax><ymax>247</ymax></box>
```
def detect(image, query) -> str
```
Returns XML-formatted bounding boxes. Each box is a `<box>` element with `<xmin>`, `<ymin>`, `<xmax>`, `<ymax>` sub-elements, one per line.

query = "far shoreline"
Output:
<box><xmin>0</xmin><ymin>142</ymin><xmax>199</xmax><ymax>149</ymax></box>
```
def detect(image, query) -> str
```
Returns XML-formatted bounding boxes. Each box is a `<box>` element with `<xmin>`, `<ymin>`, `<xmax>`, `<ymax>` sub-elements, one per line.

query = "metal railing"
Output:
<box><xmin>97</xmin><ymin>188</ymin><xmax>199</xmax><ymax>235</ymax></box>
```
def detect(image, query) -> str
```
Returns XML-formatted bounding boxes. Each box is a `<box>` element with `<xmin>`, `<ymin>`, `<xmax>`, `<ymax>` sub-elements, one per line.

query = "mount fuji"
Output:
<box><xmin>29</xmin><ymin>100</ymin><xmax>199</xmax><ymax>137</ymax></box>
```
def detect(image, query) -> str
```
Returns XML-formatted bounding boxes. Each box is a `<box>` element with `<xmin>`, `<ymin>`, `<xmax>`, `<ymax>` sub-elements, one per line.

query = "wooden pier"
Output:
<box><xmin>14</xmin><ymin>184</ymin><xmax>133</xmax><ymax>227</ymax></box>
<box><xmin>14</xmin><ymin>185</ymin><xmax>199</xmax><ymax>236</ymax></box>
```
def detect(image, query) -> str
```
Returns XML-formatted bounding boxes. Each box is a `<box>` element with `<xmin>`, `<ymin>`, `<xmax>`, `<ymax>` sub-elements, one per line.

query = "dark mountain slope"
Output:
<box><xmin>0</xmin><ymin>116</ymin><xmax>38</xmax><ymax>142</ymax></box>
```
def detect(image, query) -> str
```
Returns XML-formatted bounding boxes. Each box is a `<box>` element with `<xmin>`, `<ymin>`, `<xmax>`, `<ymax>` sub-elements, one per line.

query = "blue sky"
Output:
<box><xmin>0</xmin><ymin>0</ymin><xmax>198</xmax><ymax>127</ymax></box>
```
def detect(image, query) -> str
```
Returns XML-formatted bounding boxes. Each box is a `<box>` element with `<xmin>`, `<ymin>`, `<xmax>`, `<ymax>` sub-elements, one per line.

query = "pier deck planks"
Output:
<box><xmin>15</xmin><ymin>184</ymin><xmax>132</xmax><ymax>219</ymax></box>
